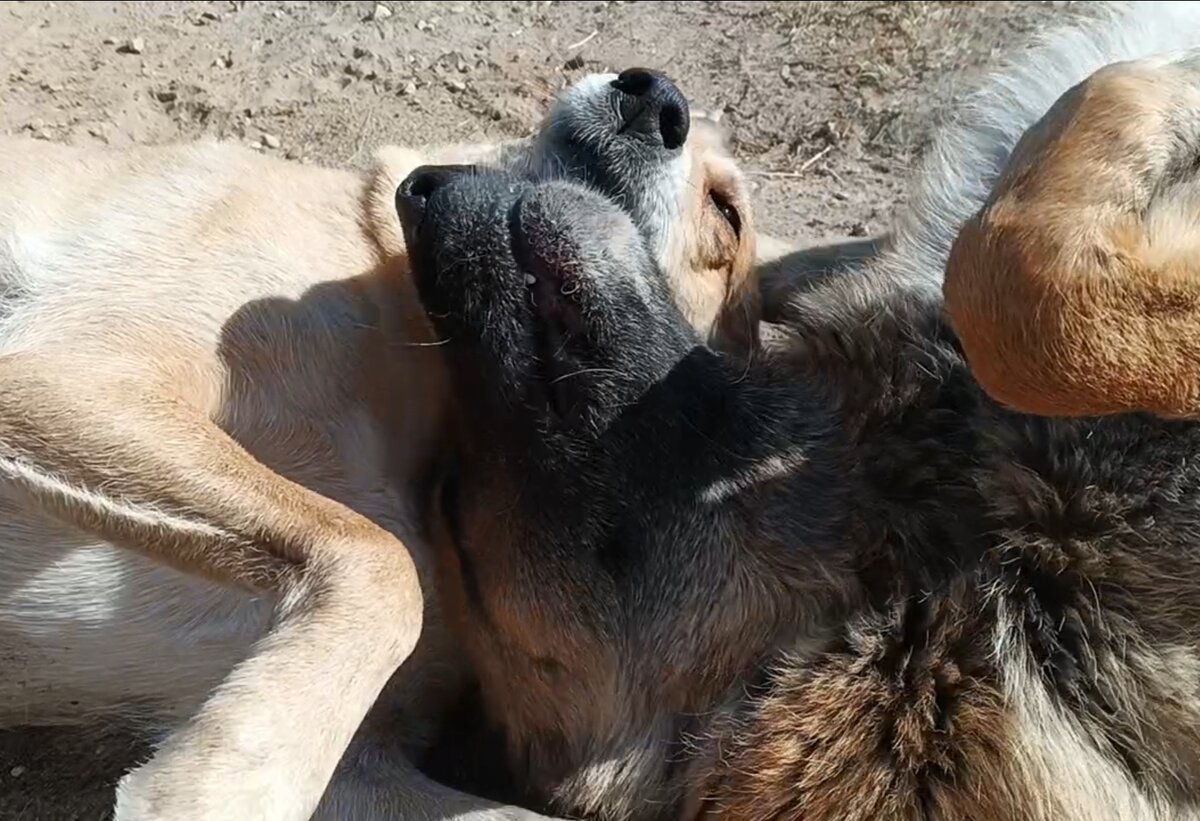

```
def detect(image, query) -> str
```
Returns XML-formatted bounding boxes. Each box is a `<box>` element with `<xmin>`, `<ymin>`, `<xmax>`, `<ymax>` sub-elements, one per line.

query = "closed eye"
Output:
<box><xmin>708</xmin><ymin>189</ymin><xmax>741</xmax><ymax>238</ymax></box>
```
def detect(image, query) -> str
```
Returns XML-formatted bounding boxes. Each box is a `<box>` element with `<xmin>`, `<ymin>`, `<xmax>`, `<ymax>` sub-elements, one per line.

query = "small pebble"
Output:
<box><xmin>9</xmin><ymin>766</ymin><xmax>25</xmax><ymax>778</ymax></box>
<box><xmin>371</xmin><ymin>4</ymin><xmax>392</xmax><ymax>20</ymax></box>
<box><xmin>117</xmin><ymin>37</ymin><xmax>144</xmax><ymax>55</ymax></box>
<box><xmin>262</xmin><ymin>134</ymin><xmax>280</xmax><ymax>149</ymax></box>
<box><xmin>400</xmin><ymin>81</ymin><xmax>417</xmax><ymax>97</ymax></box>
<box><xmin>444</xmin><ymin>78</ymin><xmax>466</xmax><ymax>93</ymax></box>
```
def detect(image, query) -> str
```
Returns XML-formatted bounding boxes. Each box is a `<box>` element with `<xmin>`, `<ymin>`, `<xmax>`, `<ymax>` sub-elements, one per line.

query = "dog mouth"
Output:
<box><xmin>396</xmin><ymin>166</ymin><xmax>611</xmax><ymax>424</ymax></box>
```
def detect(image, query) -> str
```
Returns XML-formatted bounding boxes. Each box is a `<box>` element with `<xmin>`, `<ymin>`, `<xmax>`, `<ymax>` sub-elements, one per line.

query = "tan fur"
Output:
<box><xmin>667</xmin><ymin>119</ymin><xmax>760</xmax><ymax>353</ymax></box>
<box><xmin>0</xmin><ymin>115</ymin><xmax>753</xmax><ymax>819</ymax></box>
<box><xmin>700</xmin><ymin>592</ymin><xmax>1033</xmax><ymax>821</ymax></box>
<box><xmin>944</xmin><ymin>53</ymin><xmax>1200</xmax><ymax>419</ymax></box>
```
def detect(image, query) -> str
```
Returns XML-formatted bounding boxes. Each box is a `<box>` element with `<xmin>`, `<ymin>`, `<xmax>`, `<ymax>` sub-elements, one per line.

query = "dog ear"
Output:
<box><xmin>755</xmin><ymin>234</ymin><xmax>887</xmax><ymax>322</ymax></box>
<box><xmin>714</xmin><ymin>233</ymin><xmax>763</xmax><ymax>357</ymax></box>
<box><xmin>944</xmin><ymin>59</ymin><xmax>1200</xmax><ymax>419</ymax></box>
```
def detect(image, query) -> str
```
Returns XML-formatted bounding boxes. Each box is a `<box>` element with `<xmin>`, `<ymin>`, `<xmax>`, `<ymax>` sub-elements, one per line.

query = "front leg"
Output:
<box><xmin>317</xmin><ymin>734</ymin><xmax>559</xmax><ymax>821</ymax></box>
<box><xmin>314</xmin><ymin>649</ymin><xmax>565</xmax><ymax>820</ymax></box>
<box><xmin>0</xmin><ymin>352</ymin><xmax>421</xmax><ymax>821</ymax></box>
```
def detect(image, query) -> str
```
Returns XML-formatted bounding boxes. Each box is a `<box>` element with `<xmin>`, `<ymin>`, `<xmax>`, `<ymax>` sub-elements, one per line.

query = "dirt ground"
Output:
<box><xmin>0</xmin><ymin>1</ymin><xmax>1070</xmax><ymax>818</ymax></box>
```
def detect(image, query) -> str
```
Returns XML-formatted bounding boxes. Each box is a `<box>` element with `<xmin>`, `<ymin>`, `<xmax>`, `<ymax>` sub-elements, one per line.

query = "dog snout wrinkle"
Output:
<box><xmin>611</xmin><ymin>67</ymin><xmax>690</xmax><ymax>150</ymax></box>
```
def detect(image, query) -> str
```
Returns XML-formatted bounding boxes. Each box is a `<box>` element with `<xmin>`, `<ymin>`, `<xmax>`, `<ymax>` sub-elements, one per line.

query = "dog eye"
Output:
<box><xmin>708</xmin><ymin>189</ymin><xmax>741</xmax><ymax>238</ymax></box>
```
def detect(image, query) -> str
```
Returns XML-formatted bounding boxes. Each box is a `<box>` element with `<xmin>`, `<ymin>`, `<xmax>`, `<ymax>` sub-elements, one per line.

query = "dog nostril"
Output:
<box><xmin>659</xmin><ymin>101</ymin><xmax>688</xmax><ymax>151</ymax></box>
<box><xmin>398</xmin><ymin>165</ymin><xmax>468</xmax><ymax>202</ymax></box>
<box><xmin>610</xmin><ymin>67</ymin><xmax>690</xmax><ymax>150</ymax></box>
<box><xmin>611</xmin><ymin>67</ymin><xmax>658</xmax><ymax>97</ymax></box>
<box><xmin>395</xmin><ymin>164</ymin><xmax>475</xmax><ymax>228</ymax></box>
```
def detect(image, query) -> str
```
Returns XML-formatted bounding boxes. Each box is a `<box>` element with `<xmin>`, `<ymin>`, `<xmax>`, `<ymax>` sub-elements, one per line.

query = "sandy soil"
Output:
<box><xmin>0</xmin><ymin>1</ymin><xmax>1069</xmax><ymax>817</ymax></box>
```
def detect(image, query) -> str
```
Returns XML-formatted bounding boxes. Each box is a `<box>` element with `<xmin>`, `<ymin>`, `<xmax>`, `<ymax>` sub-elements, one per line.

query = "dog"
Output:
<box><xmin>399</xmin><ymin>3</ymin><xmax>1200</xmax><ymax>819</ymax></box>
<box><xmin>0</xmin><ymin>69</ymin><xmax>756</xmax><ymax>820</ymax></box>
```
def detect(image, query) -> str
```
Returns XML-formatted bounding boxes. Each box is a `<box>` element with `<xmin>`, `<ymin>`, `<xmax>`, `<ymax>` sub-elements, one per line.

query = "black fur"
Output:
<box><xmin>410</xmin><ymin>169</ymin><xmax>1200</xmax><ymax>819</ymax></box>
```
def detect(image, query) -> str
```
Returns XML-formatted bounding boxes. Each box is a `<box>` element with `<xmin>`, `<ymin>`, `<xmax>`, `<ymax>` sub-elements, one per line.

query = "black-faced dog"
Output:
<box><xmin>399</xmin><ymin>8</ymin><xmax>1200</xmax><ymax>821</ymax></box>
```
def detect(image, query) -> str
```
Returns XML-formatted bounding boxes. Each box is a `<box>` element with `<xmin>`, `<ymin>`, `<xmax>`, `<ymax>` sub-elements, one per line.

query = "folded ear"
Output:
<box><xmin>367</xmin><ymin>145</ymin><xmax>429</xmax><ymax>258</ymax></box>
<box><xmin>715</xmin><ymin>271</ymin><xmax>762</xmax><ymax>356</ymax></box>
<box><xmin>944</xmin><ymin>54</ymin><xmax>1200</xmax><ymax>419</ymax></box>
<box><xmin>690</xmin><ymin>108</ymin><xmax>733</xmax><ymax>150</ymax></box>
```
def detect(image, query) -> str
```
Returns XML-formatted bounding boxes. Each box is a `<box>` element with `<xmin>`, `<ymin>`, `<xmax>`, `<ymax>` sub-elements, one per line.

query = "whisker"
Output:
<box><xmin>548</xmin><ymin>367</ymin><xmax>622</xmax><ymax>385</ymax></box>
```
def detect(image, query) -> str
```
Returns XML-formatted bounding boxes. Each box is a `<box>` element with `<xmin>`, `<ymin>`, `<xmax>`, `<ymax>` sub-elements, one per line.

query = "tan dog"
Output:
<box><xmin>0</xmin><ymin>70</ymin><xmax>756</xmax><ymax>820</ymax></box>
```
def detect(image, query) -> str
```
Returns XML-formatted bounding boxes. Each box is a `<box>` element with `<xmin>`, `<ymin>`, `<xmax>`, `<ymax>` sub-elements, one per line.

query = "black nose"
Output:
<box><xmin>611</xmin><ymin>68</ymin><xmax>690</xmax><ymax>150</ymax></box>
<box><xmin>395</xmin><ymin>164</ymin><xmax>473</xmax><ymax>229</ymax></box>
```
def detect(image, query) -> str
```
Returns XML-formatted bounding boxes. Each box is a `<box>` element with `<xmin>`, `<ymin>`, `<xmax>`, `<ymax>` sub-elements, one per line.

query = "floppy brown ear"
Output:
<box><xmin>712</xmin><ymin>218</ymin><xmax>765</xmax><ymax>356</ymax></box>
<box><xmin>944</xmin><ymin>58</ymin><xmax>1200</xmax><ymax>419</ymax></box>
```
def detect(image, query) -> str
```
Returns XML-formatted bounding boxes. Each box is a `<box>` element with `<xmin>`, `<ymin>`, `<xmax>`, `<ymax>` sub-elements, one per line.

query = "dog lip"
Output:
<box><xmin>508</xmin><ymin>192</ymin><xmax>590</xmax><ymax>421</ymax></box>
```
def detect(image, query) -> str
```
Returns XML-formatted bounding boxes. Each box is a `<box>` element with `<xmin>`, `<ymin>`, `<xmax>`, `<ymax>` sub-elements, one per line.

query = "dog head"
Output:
<box><xmin>397</xmin><ymin>164</ymin><xmax>696</xmax><ymax>433</ymax></box>
<box><xmin>374</xmin><ymin>70</ymin><xmax>758</xmax><ymax>356</ymax></box>
<box><xmin>398</xmin><ymin>161</ymin><xmax>844</xmax><ymax>819</ymax></box>
<box><xmin>524</xmin><ymin>70</ymin><xmax>758</xmax><ymax>355</ymax></box>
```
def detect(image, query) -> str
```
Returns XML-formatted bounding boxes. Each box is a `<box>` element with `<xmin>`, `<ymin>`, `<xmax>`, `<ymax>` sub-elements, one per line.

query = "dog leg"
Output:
<box><xmin>315</xmin><ymin>743</ymin><xmax>557</xmax><ymax>821</ymax></box>
<box><xmin>0</xmin><ymin>353</ymin><xmax>422</xmax><ymax>821</ymax></box>
<box><xmin>945</xmin><ymin>49</ymin><xmax>1200</xmax><ymax>418</ymax></box>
